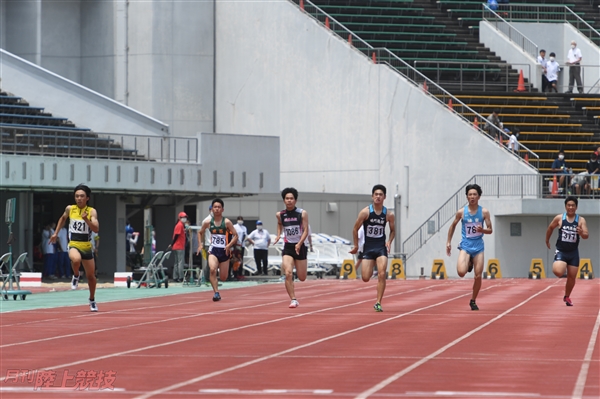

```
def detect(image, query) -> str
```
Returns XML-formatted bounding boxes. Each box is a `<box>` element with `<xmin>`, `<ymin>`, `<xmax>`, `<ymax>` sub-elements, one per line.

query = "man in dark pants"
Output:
<box><xmin>247</xmin><ymin>220</ymin><xmax>271</xmax><ymax>275</ymax></box>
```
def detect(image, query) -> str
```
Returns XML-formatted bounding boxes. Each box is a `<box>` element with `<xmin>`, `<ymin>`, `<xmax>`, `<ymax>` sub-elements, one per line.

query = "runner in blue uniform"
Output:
<box><xmin>446</xmin><ymin>184</ymin><xmax>493</xmax><ymax>311</ymax></box>
<box><xmin>350</xmin><ymin>185</ymin><xmax>396</xmax><ymax>312</ymax></box>
<box><xmin>273</xmin><ymin>188</ymin><xmax>309</xmax><ymax>309</ymax></box>
<box><xmin>197</xmin><ymin>198</ymin><xmax>238</xmax><ymax>302</ymax></box>
<box><xmin>545</xmin><ymin>196</ymin><xmax>589</xmax><ymax>306</ymax></box>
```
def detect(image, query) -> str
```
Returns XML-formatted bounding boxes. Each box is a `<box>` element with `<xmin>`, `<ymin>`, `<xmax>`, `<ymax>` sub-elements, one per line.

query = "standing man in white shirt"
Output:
<box><xmin>247</xmin><ymin>220</ymin><xmax>271</xmax><ymax>275</ymax></box>
<box><xmin>566</xmin><ymin>40</ymin><xmax>583</xmax><ymax>94</ymax></box>
<box><xmin>537</xmin><ymin>49</ymin><xmax>548</xmax><ymax>92</ymax></box>
<box><xmin>545</xmin><ymin>52</ymin><xmax>560</xmax><ymax>93</ymax></box>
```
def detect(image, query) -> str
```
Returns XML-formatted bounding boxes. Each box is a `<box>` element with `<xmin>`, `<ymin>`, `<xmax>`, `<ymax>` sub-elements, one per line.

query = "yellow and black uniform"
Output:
<box><xmin>68</xmin><ymin>205</ymin><xmax>94</xmax><ymax>260</ymax></box>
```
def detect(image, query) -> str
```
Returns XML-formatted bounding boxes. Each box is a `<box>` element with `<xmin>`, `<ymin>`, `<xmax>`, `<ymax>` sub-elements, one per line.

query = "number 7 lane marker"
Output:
<box><xmin>355</xmin><ymin>280</ymin><xmax>561</xmax><ymax>399</ymax></box>
<box><xmin>571</xmin><ymin>310</ymin><xmax>600</xmax><ymax>399</ymax></box>
<box><xmin>134</xmin><ymin>283</ymin><xmax>506</xmax><ymax>399</ymax></box>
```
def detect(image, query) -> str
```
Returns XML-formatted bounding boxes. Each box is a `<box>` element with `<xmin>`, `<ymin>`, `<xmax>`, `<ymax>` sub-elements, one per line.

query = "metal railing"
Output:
<box><xmin>414</xmin><ymin>61</ymin><xmax>533</xmax><ymax>92</ymax></box>
<box><xmin>482</xmin><ymin>5</ymin><xmax>539</xmax><ymax>59</ymax></box>
<box><xmin>402</xmin><ymin>173</ymin><xmax>600</xmax><ymax>259</ymax></box>
<box><xmin>293</xmin><ymin>0</ymin><xmax>540</xmax><ymax>170</ymax></box>
<box><xmin>496</xmin><ymin>4</ymin><xmax>600</xmax><ymax>44</ymax></box>
<box><xmin>0</xmin><ymin>125</ymin><xmax>199</xmax><ymax>163</ymax></box>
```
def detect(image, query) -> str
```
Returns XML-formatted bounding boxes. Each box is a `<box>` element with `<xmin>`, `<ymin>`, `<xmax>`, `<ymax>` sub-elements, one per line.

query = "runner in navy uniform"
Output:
<box><xmin>350</xmin><ymin>184</ymin><xmax>396</xmax><ymax>312</ymax></box>
<box><xmin>545</xmin><ymin>196</ymin><xmax>589</xmax><ymax>306</ymax></box>
<box><xmin>197</xmin><ymin>198</ymin><xmax>238</xmax><ymax>302</ymax></box>
<box><xmin>274</xmin><ymin>188</ymin><xmax>309</xmax><ymax>308</ymax></box>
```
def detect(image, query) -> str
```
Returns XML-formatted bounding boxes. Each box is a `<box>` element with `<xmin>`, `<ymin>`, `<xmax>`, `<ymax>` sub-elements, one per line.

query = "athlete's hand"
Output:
<box><xmin>476</xmin><ymin>225</ymin><xmax>484</xmax><ymax>233</ymax></box>
<box><xmin>576</xmin><ymin>225</ymin><xmax>583</xmax><ymax>235</ymax></box>
<box><xmin>294</xmin><ymin>243</ymin><xmax>302</xmax><ymax>255</ymax></box>
<box><xmin>349</xmin><ymin>246</ymin><xmax>358</xmax><ymax>255</ymax></box>
<box><xmin>446</xmin><ymin>243</ymin><xmax>452</xmax><ymax>256</ymax></box>
<box><xmin>386</xmin><ymin>242</ymin><xmax>391</xmax><ymax>253</ymax></box>
<box><xmin>81</xmin><ymin>210</ymin><xmax>89</xmax><ymax>221</ymax></box>
<box><xmin>49</xmin><ymin>234</ymin><xmax>58</xmax><ymax>244</ymax></box>
<box><xmin>196</xmin><ymin>245</ymin><xmax>202</xmax><ymax>256</ymax></box>
<box><xmin>545</xmin><ymin>240</ymin><xmax>551</xmax><ymax>249</ymax></box>
<box><xmin>225</xmin><ymin>246</ymin><xmax>231</xmax><ymax>256</ymax></box>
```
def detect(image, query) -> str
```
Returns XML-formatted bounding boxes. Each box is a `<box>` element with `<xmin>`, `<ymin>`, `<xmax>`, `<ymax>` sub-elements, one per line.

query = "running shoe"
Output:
<box><xmin>212</xmin><ymin>292</ymin><xmax>221</xmax><ymax>302</ymax></box>
<box><xmin>564</xmin><ymin>296</ymin><xmax>573</xmax><ymax>306</ymax></box>
<box><xmin>89</xmin><ymin>300</ymin><xmax>99</xmax><ymax>312</ymax></box>
<box><xmin>289</xmin><ymin>299</ymin><xmax>299</xmax><ymax>308</ymax></box>
<box><xmin>468</xmin><ymin>257</ymin><xmax>474</xmax><ymax>273</ymax></box>
<box><xmin>469</xmin><ymin>299</ymin><xmax>479</xmax><ymax>311</ymax></box>
<box><xmin>71</xmin><ymin>273</ymin><xmax>81</xmax><ymax>290</ymax></box>
<box><xmin>374</xmin><ymin>302</ymin><xmax>383</xmax><ymax>312</ymax></box>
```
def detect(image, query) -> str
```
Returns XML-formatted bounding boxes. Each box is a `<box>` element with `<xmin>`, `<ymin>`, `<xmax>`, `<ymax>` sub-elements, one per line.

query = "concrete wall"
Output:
<box><xmin>215</xmin><ymin>0</ymin><xmax>535</xmax><ymax>245</ymax></box>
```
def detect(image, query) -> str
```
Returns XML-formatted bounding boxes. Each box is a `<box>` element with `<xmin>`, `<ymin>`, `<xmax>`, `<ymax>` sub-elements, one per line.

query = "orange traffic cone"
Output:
<box><xmin>325</xmin><ymin>16</ymin><xmax>330</xmax><ymax>29</ymax></box>
<box><xmin>348</xmin><ymin>34</ymin><xmax>352</xmax><ymax>46</ymax></box>
<box><xmin>372</xmin><ymin>52</ymin><xmax>377</xmax><ymax>63</ymax></box>
<box><xmin>552</xmin><ymin>175</ymin><xmax>558</xmax><ymax>196</ymax></box>
<box><xmin>423</xmin><ymin>80</ymin><xmax>428</xmax><ymax>92</ymax></box>
<box><xmin>514</xmin><ymin>70</ymin><xmax>526</xmax><ymax>92</ymax></box>
<box><xmin>448</xmin><ymin>98</ymin><xmax>453</xmax><ymax>110</ymax></box>
<box><xmin>474</xmin><ymin>118</ymin><xmax>479</xmax><ymax>130</ymax></box>
<box><xmin>300</xmin><ymin>0</ymin><xmax>304</xmax><ymax>10</ymax></box>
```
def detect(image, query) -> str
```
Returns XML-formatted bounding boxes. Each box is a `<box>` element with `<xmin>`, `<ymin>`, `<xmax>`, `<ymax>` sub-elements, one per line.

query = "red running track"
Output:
<box><xmin>0</xmin><ymin>278</ymin><xmax>598</xmax><ymax>399</ymax></box>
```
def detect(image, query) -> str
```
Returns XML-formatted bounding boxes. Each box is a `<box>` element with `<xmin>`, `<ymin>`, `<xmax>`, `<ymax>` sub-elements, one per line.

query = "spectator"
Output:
<box><xmin>565</xmin><ymin>40</ymin><xmax>583</xmax><ymax>94</ymax></box>
<box><xmin>167</xmin><ymin>211</ymin><xmax>188</xmax><ymax>282</ymax></box>
<box><xmin>305</xmin><ymin>224</ymin><xmax>313</xmax><ymax>252</ymax></box>
<box><xmin>487</xmin><ymin>0</ymin><xmax>498</xmax><ymax>11</ymax></box>
<box><xmin>546</xmin><ymin>53</ymin><xmax>560</xmax><ymax>93</ymax></box>
<box><xmin>232</xmin><ymin>216</ymin><xmax>248</xmax><ymax>279</ymax></box>
<box><xmin>56</xmin><ymin>225</ymin><xmax>71</xmax><ymax>278</ymax></box>
<box><xmin>585</xmin><ymin>152</ymin><xmax>599</xmax><ymax>193</ymax></box>
<box><xmin>247</xmin><ymin>220</ymin><xmax>271</xmax><ymax>275</ymax></box>
<box><xmin>537</xmin><ymin>49</ymin><xmax>548</xmax><ymax>92</ymax></box>
<box><xmin>507</xmin><ymin>128</ymin><xmax>520</xmax><ymax>154</ymax></box>
<box><xmin>484</xmin><ymin>109</ymin><xmax>503</xmax><ymax>142</ymax></box>
<box><xmin>570</xmin><ymin>171</ymin><xmax>588</xmax><ymax>196</ymax></box>
<box><xmin>126</xmin><ymin>220</ymin><xmax>134</xmax><ymax>251</ymax></box>
<box><xmin>551</xmin><ymin>150</ymin><xmax>569</xmax><ymax>194</ymax></box>
<box><xmin>126</xmin><ymin>227</ymin><xmax>140</xmax><ymax>269</ymax></box>
<box><xmin>42</xmin><ymin>221</ymin><xmax>57</xmax><ymax>279</ymax></box>
<box><xmin>91</xmin><ymin>231</ymin><xmax>100</xmax><ymax>277</ymax></box>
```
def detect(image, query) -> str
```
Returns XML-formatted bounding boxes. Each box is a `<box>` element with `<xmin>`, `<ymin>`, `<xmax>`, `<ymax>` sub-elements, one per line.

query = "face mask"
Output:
<box><xmin>180</xmin><ymin>217</ymin><xmax>187</xmax><ymax>223</ymax></box>
<box><xmin>257</xmin><ymin>226</ymin><xmax>263</xmax><ymax>231</ymax></box>
<box><xmin>237</xmin><ymin>220</ymin><xmax>244</xmax><ymax>225</ymax></box>
<box><xmin>558</xmin><ymin>155</ymin><xmax>564</xmax><ymax>160</ymax></box>
<box><xmin>571</xmin><ymin>45</ymin><xmax>576</xmax><ymax>49</ymax></box>
<box><xmin>549</xmin><ymin>57</ymin><xmax>555</xmax><ymax>62</ymax></box>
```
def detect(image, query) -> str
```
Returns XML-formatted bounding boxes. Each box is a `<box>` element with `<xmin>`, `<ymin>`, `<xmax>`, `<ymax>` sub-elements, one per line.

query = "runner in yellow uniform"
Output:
<box><xmin>51</xmin><ymin>184</ymin><xmax>100</xmax><ymax>312</ymax></box>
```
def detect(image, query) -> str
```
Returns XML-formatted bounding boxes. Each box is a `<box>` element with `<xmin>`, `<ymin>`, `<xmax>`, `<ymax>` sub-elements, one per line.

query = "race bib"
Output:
<box><xmin>284</xmin><ymin>225</ymin><xmax>301</xmax><ymax>239</ymax></box>
<box><xmin>465</xmin><ymin>222</ymin><xmax>482</xmax><ymax>238</ymax></box>
<box><xmin>69</xmin><ymin>220</ymin><xmax>90</xmax><ymax>235</ymax></box>
<box><xmin>211</xmin><ymin>234</ymin><xmax>226</xmax><ymax>248</ymax></box>
<box><xmin>561</xmin><ymin>230</ymin><xmax>577</xmax><ymax>243</ymax></box>
<box><xmin>366</xmin><ymin>225</ymin><xmax>384</xmax><ymax>238</ymax></box>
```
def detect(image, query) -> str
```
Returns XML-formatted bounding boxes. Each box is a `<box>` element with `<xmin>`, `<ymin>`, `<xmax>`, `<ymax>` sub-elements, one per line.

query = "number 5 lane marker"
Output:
<box><xmin>355</xmin><ymin>280</ymin><xmax>561</xmax><ymax>399</ymax></box>
<box><xmin>571</xmin><ymin>310</ymin><xmax>600</xmax><ymax>399</ymax></box>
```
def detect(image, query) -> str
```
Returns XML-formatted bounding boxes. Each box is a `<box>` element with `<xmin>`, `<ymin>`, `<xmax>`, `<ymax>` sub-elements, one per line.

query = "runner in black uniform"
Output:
<box><xmin>545</xmin><ymin>196</ymin><xmax>589</xmax><ymax>306</ymax></box>
<box><xmin>274</xmin><ymin>187</ymin><xmax>309</xmax><ymax>308</ymax></box>
<box><xmin>350</xmin><ymin>185</ymin><xmax>396</xmax><ymax>312</ymax></box>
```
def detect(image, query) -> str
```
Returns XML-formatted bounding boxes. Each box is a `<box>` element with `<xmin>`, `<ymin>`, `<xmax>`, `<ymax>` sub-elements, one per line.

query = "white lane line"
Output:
<box><xmin>0</xmin><ymin>282</ymin><xmax>456</xmax><ymax>384</ymax></box>
<box><xmin>133</xmin><ymin>284</ymin><xmax>503</xmax><ymax>399</ymax></box>
<box><xmin>0</xmin><ymin>282</ymin><xmax>371</xmax><ymax>349</ymax></box>
<box><xmin>571</xmin><ymin>310</ymin><xmax>600</xmax><ymax>399</ymax></box>
<box><xmin>407</xmin><ymin>391</ymin><xmax>539</xmax><ymax>397</ymax></box>
<box><xmin>198</xmin><ymin>388</ymin><xmax>333</xmax><ymax>395</ymax></box>
<box><xmin>354</xmin><ymin>281</ymin><xmax>560</xmax><ymax>399</ymax></box>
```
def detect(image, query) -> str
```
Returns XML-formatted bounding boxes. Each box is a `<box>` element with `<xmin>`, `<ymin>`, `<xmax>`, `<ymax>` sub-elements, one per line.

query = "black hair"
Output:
<box><xmin>211</xmin><ymin>198</ymin><xmax>224</xmax><ymax>208</ymax></box>
<box><xmin>549</xmin><ymin>52</ymin><xmax>556</xmax><ymax>57</ymax></box>
<box><xmin>540</xmin><ymin>49</ymin><xmax>546</xmax><ymax>53</ymax></box>
<box><xmin>465</xmin><ymin>183</ymin><xmax>482</xmax><ymax>196</ymax></box>
<box><xmin>237</xmin><ymin>216</ymin><xmax>243</xmax><ymax>220</ymax></box>
<box><xmin>558</xmin><ymin>149</ymin><xmax>565</xmax><ymax>155</ymax></box>
<box><xmin>281</xmin><ymin>187</ymin><xmax>298</xmax><ymax>200</ymax></box>
<box><xmin>565</xmin><ymin>196</ymin><xmax>578</xmax><ymax>207</ymax></box>
<box><xmin>493</xmin><ymin>108</ymin><xmax>501</xmax><ymax>114</ymax></box>
<box><xmin>372</xmin><ymin>184</ymin><xmax>387</xmax><ymax>195</ymax></box>
<box><xmin>74</xmin><ymin>184</ymin><xmax>91</xmax><ymax>198</ymax></box>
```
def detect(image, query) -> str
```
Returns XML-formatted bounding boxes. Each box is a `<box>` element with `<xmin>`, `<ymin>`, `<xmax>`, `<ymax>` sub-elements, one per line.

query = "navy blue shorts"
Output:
<box><xmin>282</xmin><ymin>243</ymin><xmax>307</xmax><ymax>261</ymax></box>
<box><xmin>361</xmin><ymin>246</ymin><xmax>388</xmax><ymax>260</ymax></box>
<box><xmin>554</xmin><ymin>249</ymin><xmax>580</xmax><ymax>267</ymax></box>
<box><xmin>208</xmin><ymin>247</ymin><xmax>230</xmax><ymax>264</ymax></box>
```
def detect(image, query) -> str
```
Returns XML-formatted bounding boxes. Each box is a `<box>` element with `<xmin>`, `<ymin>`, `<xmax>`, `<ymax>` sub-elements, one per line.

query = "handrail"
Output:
<box><xmin>294</xmin><ymin>0</ymin><xmax>540</xmax><ymax>170</ymax></box>
<box><xmin>481</xmin><ymin>4</ymin><xmax>539</xmax><ymax>59</ymax></box>
<box><xmin>402</xmin><ymin>173</ymin><xmax>600</xmax><ymax>259</ymax></box>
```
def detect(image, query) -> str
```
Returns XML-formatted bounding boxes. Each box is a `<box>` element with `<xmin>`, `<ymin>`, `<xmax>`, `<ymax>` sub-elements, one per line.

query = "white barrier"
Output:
<box><xmin>114</xmin><ymin>272</ymin><xmax>133</xmax><ymax>287</ymax></box>
<box><xmin>19</xmin><ymin>272</ymin><xmax>41</xmax><ymax>287</ymax></box>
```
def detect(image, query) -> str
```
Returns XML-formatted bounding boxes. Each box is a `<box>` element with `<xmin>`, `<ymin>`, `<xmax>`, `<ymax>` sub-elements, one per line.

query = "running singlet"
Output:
<box><xmin>460</xmin><ymin>205</ymin><xmax>484</xmax><ymax>255</ymax></box>
<box><xmin>68</xmin><ymin>205</ymin><xmax>94</xmax><ymax>251</ymax></box>
<box><xmin>208</xmin><ymin>217</ymin><xmax>227</xmax><ymax>250</ymax></box>
<box><xmin>556</xmin><ymin>213</ymin><xmax>580</xmax><ymax>252</ymax></box>
<box><xmin>362</xmin><ymin>205</ymin><xmax>387</xmax><ymax>247</ymax></box>
<box><xmin>280</xmin><ymin>208</ymin><xmax>303</xmax><ymax>244</ymax></box>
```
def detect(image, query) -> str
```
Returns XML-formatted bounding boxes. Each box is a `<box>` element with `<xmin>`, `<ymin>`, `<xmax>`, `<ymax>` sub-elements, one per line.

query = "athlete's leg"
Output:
<box><xmin>218</xmin><ymin>260</ymin><xmax>230</xmax><ymax>282</ymax></box>
<box><xmin>552</xmin><ymin>260</ymin><xmax>567</xmax><ymax>278</ymax></box>
<box><xmin>208</xmin><ymin>254</ymin><xmax>220</xmax><ymax>292</ymax></box>
<box><xmin>471</xmin><ymin>251</ymin><xmax>485</xmax><ymax>301</ymax></box>
<box><xmin>81</xmin><ymin>258</ymin><xmax>97</xmax><ymax>300</ymax></box>
<box><xmin>360</xmin><ymin>259</ymin><xmax>375</xmax><ymax>282</ymax></box>
<box><xmin>281</xmin><ymin>255</ymin><xmax>297</xmax><ymax>300</ymax></box>
<box><xmin>375</xmin><ymin>256</ymin><xmax>388</xmax><ymax>304</ymax></box>
<box><xmin>295</xmin><ymin>259</ymin><xmax>307</xmax><ymax>282</ymax></box>
<box><xmin>456</xmin><ymin>250</ymin><xmax>471</xmax><ymax>277</ymax></box>
<box><xmin>565</xmin><ymin>264</ymin><xmax>578</xmax><ymax>297</ymax></box>
<box><xmin>69</xmin><ymin>248</ymin><xmax>83</xmax><ymax>276</ymax></box>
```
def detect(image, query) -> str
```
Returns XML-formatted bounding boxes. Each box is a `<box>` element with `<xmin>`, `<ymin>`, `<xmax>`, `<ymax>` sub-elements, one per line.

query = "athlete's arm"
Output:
<box><xmin>273</xmin><ymin>211</ymin><xmax>282</xmax><ymax>245</ymax></box>
<box><xmin>578</xmin><ymin>216</ymin><xmax>589</xmax><ymax>240</ymax></box>
<box><xmin>350</xmin><ymin>208</ymin><xmax>369</xmax><ymax>254</ymax></box>
<box><xmin>386</xmin><ymin>212</ymin><xmax>396</xmax><ymax>253</ymax></box>
<box><xmin>446</xmin><ymin>208</ymin><xmax>464</xmax><ymax>256</ymax></box>
<box><xmin>296</xmin><ymin>210</ymin><xmax>309</xmax><ymax>254</ymax></box>
<box><xmin>225</xmin><ymin>219</ymin><xmax>238</xmax><ymax>255</ymax></box>
<box><xmin>49</xmin><ymin>205</ymin><xmax>71</xmax><ymax>244</ymax></box>
<box><xmin>84</xmin><ymin>208</ymin><xmax>99</xmax><ymax>233</ymax></box>
<box><xmin>545</xmin><ymin>214</ymin><xmax>561</xmax><ymax>249</ymax></box>
<box><xmin>478</xmin><ymin>208</ymin><xmax>493</xmax><ymax>235</ymax></box>
<box><xmin>196</xmin><ymin>219</ymin><xmax>210</xmax><ymax>255</ymax></box>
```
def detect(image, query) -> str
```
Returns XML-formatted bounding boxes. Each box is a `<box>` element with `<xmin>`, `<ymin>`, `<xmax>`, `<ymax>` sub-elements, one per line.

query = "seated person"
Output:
<box><xmin>570</xmin><ymin>171</ymin><xmax>588</xmax><ymax>196</ymax></box>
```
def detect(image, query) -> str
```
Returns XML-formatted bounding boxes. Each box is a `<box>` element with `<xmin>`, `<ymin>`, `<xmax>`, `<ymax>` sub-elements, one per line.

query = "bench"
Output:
<box><xmin>0</xmin><ymin>122</ymin><xmax>90</xmax><ymax>131</ymax></box>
